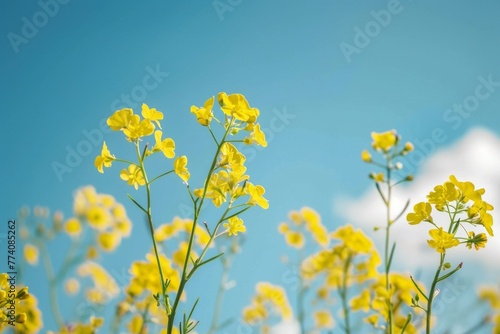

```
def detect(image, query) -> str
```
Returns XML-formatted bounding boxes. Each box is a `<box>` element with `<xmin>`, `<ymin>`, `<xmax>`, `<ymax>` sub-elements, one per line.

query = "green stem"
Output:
<box><xmin>167</xmin><ymin>120</ymin><xmax>234</xmax><ymax>334</ymax></box>
<box><xmin>207</xmin><ymin>246</ymin><xmax>233</xmax><ymax>334</ymax></box>
<box><xmin>134</xmin><ymin>142</ymin><xmax>167</xmax><ymax>316</ymax></box>
<box><xmin>37</xmin><ymin>240</ymin><xmax>65</xmax><ymax>328</ymax></box>
<box><xmin>426</xmin><ymin>253</ymin><xmax>445</xmax><ymax>334</ymax></box>
<box><xmin>339</xmin><ymin>254</ymin><xmax>352</xmax><ymax>334</ymax></box>
<box><xmin>385</xmin><ymin>157</ymin><xmax>393</xmax><ymax>334</ymax></box>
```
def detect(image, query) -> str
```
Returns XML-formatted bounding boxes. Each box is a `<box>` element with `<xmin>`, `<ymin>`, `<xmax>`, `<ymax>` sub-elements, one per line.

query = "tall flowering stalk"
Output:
<box><xmin>95</xmin><ymin>93</ymin><xmax>268</xmax><ymax>333</ymax></box>
<box><xmin>361</xmin><ymin>130</ymin><xmax>414</xmax><ymax>333</ymax></box>
<box><xmin>406</xmin><ymin>175</ymin><xmax>494</xmax><ymax>333</ymax></box>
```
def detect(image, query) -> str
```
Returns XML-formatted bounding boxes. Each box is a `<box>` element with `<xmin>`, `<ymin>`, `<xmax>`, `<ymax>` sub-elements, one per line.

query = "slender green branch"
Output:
<box><xmin>149</xmin><ymin>170</ymin><xmax>174</xmax><ymax>185</ymax></box>
<box><xmin>426</xmin><ymin>253</ymin><xmax>445</xmax><ymax>334</ymax></box>
<box><xmin>134</xmin><ymin>141</ymin><xmax>168</xmax><ymax>316</ymax></box>
<box><xmin>167</xmin><ymin>119</ymin><xmax>234</xmax><ymax>334</ymax></box>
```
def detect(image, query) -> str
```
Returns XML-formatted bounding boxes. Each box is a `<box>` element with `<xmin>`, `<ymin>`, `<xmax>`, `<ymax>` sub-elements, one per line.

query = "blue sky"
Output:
<box><xmin>2</xmin><ymin>0</ymin><xmax>500</xmax><ymax>332</ymax></box>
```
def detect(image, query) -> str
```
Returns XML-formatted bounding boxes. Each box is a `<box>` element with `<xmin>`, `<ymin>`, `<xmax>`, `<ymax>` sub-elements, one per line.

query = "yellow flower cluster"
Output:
<box><xmin>77</xmin><ymin>261</ymin><xmax>120</xmax><ymax>304</ymax></box>
<box><xmin>95</xmin><ymin>103</ymin><xmax>188</xmax><ymax>186</ymax></box>
<box><xmin>278</xmin><ymin>207</ymin><xmax>328</xmax><ymax>249</ymax></box>
<box><xmin>478</xmin><ymin>285</ymin><xmax>500</xmax><ymax>333</ymax></box>
<box><xmin>70</xmin><ymin>186</ymin><xmax>132</xmax><ymax>253</ymax></box>
<box><xmin>301</xmin><ymin>225</ymin><xmax>380</xmax><ymax>286</ymax></box>
<box><xmin>361</xmin><ymin>130</ymin><xmax>414</xmax><ymax>183</ymax></box>
<box><xmin>0</xmin><ymin>274</ymin><xmax>42</xmax><ymax>333</ymax></box>
<box><xmin>242</xmin><ymin>282</ymin><xmax>292</xmax><ymax>328</ymax></box>
<box><xmin>49</xmin><ymin>316</ymin><xmax>103</xmax><ymax>334</ymax></box>
<box><xmin>193</xmin><ymin>142</ymin><xmax>268</xmax><ymax>210</ymax></box>
<box><xmin>113</xmin><ymin>253</ymin><xmax>183</xmax><ymax>334</ymax></box>
<box><xmin>359</xmin><ymin>273</ymin><xmax>424</xmax><ymax>333</ymax></box>
<box><xmin>154</xmin><ymin>216</ymin><xmax>212</xmax><ymax>269</ymax></box>
<box><xmin>407</xmin><ymin>175</ymin><xmax>494</xmax><ymax>253</ymax></box>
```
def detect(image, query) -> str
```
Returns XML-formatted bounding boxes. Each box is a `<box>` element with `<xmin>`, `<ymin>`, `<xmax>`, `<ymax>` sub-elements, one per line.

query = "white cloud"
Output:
<box><xmin>335</xmin><ymin>127</ymin><xmax>500</xmax><ymax>282</ymax></box>
<box><xmin>270</xmin><ymin>319</ymin><xmax>300</xmax><ymax>334</ymax></box>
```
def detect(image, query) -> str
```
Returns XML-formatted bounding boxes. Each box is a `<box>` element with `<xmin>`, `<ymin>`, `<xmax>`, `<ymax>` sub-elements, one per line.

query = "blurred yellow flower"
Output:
<box><xmin>371</xmin><ymin>130</ymin><xmax>397</xmax><ymax>152</ymax></box>
<box><xmin>64</xmin><ymin>217</ymin><xmax>82</xmax><ymax>236</ymax></box>
<box><xmin>24</xmin><ymin>244</ymin><xmax>39</xmax><ymax>265</ymax></box>
<box><xmin>361</xmin><ymin>149</ymin><xmax>371</xmax><ymax>162</ymax></box>
<box><xmin>86</xmin><ymin>206</ymin><xmax>110</xmax><ymax>230</ymax></box>
<box><xmin>314</xmin><ymin>310</ymin><xmax>335</xmax><ymax>329</ymax></box>
<box><xmin>64</xmin><ymin>278</ymin><xmax>80</xmax><ymax>295</ymax></box>
<box><xmin>97</xmin><ymin>231</ymin><xmax>121</xmax><ymax>252</ymax></box>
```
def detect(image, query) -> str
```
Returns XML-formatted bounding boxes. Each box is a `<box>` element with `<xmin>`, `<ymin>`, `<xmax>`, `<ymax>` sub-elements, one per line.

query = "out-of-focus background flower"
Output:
<box><xmin>2</xmin><ymin>1</ymin><xmax>500</xmax><ymax>332</ymax></box>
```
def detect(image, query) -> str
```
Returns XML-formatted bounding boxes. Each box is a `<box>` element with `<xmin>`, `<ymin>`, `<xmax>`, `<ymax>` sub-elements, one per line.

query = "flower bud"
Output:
<box><xmin>361</xmin><ymin>149</ymin><xmax>372</xmax><ymax>163</ymax></box>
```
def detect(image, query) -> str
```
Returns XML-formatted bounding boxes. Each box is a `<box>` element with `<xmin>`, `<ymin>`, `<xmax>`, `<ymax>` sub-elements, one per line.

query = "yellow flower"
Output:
<box><xmin>370</xmin><ymin>172</ymin><xmax>385</xmax><ymax>182</ymax></box>
<box><xmin>466</xmin><ymin>231</ymin><xmax>487</xmax><ymax>250</ymax></box>
<box><xmin>172</xmin><ymin>241</ymin><xmax>196</xmax><ymax>268</ymax></box>
<box><xmin>427</xmin><ymin>182</ymin><xmax>459</xmax><ymax>210</ymax></box>
<box><xmin>243</xmin><ymin>123</ymin><xmax>267</xmax><ymax>147</ymax></box>
<box><xmin>219</xmin><ymin>142</ymin><xmax>246</xmax><ymax>174</ymax></box>
<box><xmin>361</xmin><ymin>149</ymin><xmax>372</xmax><ymax>162</ymax></box>
<box><xmin>224</xmin><ymin>216</ymin><xmax>246</xmax><ymax>236</ymax></box>
<box><xmin>152</xmin><ymin>130</ymin><xmax>175</xmax><ymax>158</ymax></box>
<box><xmin>122</xmin><ymin>114</ymin><xmax>155</xmax><ymax>141</ymax></box>
<box><xmin>218</xmin><ymin>92</ymin><xmax>259</xmax><ymax>123</ymax></box>
<box><xmin>314</xmin><ymin>310</ymin><xmax>335</xmax><ymax>329</ymax></box>
<box><xmin>64</xmin><ymin>278</ymin><xmax>80</xmax><ymax>295</ymax></box>
<box><xmin>407</xmin><ymin>202</ymin><xmax>433</xmax><ymax>225</ymax></box>
<box><xmin>24</xmin><ymin>244</ymin><xmax>39</xmax><ymax>265</ymax></box>
<box><xmin>350</xmin><ymin>289</ymin><xmax>371</xmax><ymax>312</ymax></box>
<box><xmin>449</xmin><ymin>175</ymin><xmax>485</xmax><ymax>203</ymax></box>
<box><xmin>64</xmin><ymin>217</ymin><xmax>82</xmax><ymax>236</ymax></box>
<box><xmin>469</xmin><ymin>200</ymin><xmax>494</xmax><ymax>236</ymax></box>
<box><xmin>77</xmin><ymin>261</ymin><xmax>119</xmax><ymax>299</ymax></box>
<box><xmin>403</xmin><ymin>142</ymin><xmax>414</xmax><ymax>152</ymax></box>
<box><xmin>86</xmin><ymin>246</ymin><xmax>99</xmax><ymax>260</ymax></box>
<box><xmin>107</xmin><ymin>108</ymin><xmax>133</xmax><ymax>131</ymax></box>
<box><xmin>190</xmin><ymin>96</ymin><xmax>214</xmax><ymax>126</ymax></box>
<box><xmin>284</xmin><ymin>231</ymin><xmax>305</xmax><ymax>249</ymax></box>
<box><xmin>141</xmin><ymin>103</ymin><xmax>163</xmax><ymax>129</ymax></box>
<box><xmin>427</xmin><ymin>227</ymin><xmax>459</xmax><ymax>253</ymax></box>
<box><xmin>120</xmin><ymin>164</ymin><xmax>146</xmax><ymax>190</ymax></box>
<box><xmin>86</xmin><ymin>206</ymin><xmax>110</xmax><ymax>230</ymax></box>
<box><xmin>94</xmin><ymin>141</ymin><xmax>115</xmax><ymax>173</ymax></box>
<box><xmin>97</xmin><ymin>231</ymin><xmax>121</xmax><ymax>252</ymax></box>
<box><xmin>174</xmin><ymin>156</ymin><xmax>190</xmax><ymax>183</ymax></box>
<box><xmin>246</xmin><ymin>182</ymin><xmax>269</xmax><ymax>209</ymax></box>
<box><xmin>371</xmin><ymin>130</ymin><xmax>397</xmax><ymax>152</ymax></box>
